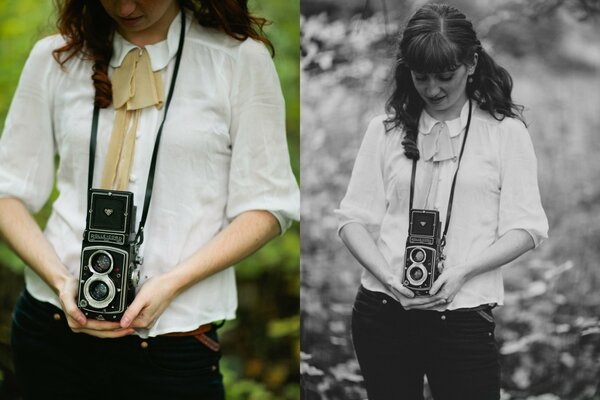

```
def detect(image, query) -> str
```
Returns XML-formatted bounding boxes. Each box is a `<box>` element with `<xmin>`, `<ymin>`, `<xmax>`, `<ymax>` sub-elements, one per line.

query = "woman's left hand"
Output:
<box><xmin>120</xmin><ymin>275</ymin><xmax>178</xmax><ymax>330</ymax></box>
<box><xmin>428</xmin><ymin>265</ymin><xmax>470</xmax><ymax>307</ymax></box>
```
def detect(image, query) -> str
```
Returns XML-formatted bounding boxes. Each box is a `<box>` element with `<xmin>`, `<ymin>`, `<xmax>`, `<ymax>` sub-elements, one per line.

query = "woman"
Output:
<box><xmin>336</xmin><ymin>4</ymin><xmax>548</xmax><ymax>399</ymax></box>
<box><xmin>0</xmin><ymin>0</ymin><xmax>298</xmax><ymax>398</ymax></box>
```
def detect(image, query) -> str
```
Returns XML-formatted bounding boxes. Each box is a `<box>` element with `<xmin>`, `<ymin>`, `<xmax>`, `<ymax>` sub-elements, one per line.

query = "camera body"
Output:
<box><xmin>403</xmin><ymin>209</ymin><xmax>442</xmax><ymax>296</ymax></box>
<box><xmin>77</xmin><ymin>189</ymin><xmax>140</xmax><ymax>321</ymax></box>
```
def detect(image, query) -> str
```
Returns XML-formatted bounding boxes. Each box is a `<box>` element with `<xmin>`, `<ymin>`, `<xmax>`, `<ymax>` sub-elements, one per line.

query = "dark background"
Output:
<box><xmin>300</xmin><ymin>0</ymin><xmax>600</xmax><ymax>399</ymax></box>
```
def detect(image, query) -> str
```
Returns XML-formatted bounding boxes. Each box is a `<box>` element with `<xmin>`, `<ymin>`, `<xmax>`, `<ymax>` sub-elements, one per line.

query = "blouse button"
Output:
<box><xmin>382</xmin><ymin>299</ymin><xmax>387</xmax><ymax>305</ymax></box>
<box><xmin>441</xmin><ymin>315</ymin><xmax>446</xmax><ymax>321</ymax></box>
<box><xmin>140</xmin><ymin>341</ymin><xmax>149</xmax><ymax>349</ymax></box>
<box><xmin>53</xmin><ymin>313</ymin><xmax>61</xmax><ymax>321</ymax></box>
<box><xmin>130</xmin><ymin>174</ymin><xmax>137</xmax><ymax>183</ymax></box>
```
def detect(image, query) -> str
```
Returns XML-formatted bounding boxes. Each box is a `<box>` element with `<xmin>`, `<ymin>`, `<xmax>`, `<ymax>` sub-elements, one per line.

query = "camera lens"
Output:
<box><xmin>409</xmin><ymin>268</ymin><xmax>424</xmax><ymax>281</ymax></box>
<box><xmin>83</xmin><ymin>275</ymin><xmax>116</xmax><ymax>309</ymax></box>
<box><xmin>89</xmin><ymin>251</ymin><xmax>113</xmax><ymax>274</ymax></box>
<box><xmin>410</xmin><ymin>248</ymin><xmax>426</xmax><ymax>263</ymax></box>
<box><xmin>89</xmin><ymin>280</ymin><xmax>110</xmax><ymax>301</ymax></box>
<box><xmin>406</xmin><ymin>264</ymin><xmax>428</xmax><ymax>286</ymax></box>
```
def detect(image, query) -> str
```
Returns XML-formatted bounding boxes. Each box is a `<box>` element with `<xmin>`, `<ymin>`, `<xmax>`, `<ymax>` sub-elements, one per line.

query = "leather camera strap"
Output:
<box><xmin>87</xmin><ymin>11</ymin><xmax>186</xmax><ymax>246</ymax></box>
<box><xmin>408</xmin><ymin>99</ymin><xmax>473</xmax><ymax>248</ymax></box>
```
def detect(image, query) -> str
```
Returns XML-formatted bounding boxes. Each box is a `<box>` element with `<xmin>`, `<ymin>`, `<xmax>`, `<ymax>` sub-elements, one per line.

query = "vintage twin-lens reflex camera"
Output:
<box><xmin>77</xmin><ymin>189</ymin><xmax>141</xmax><ymax>320</ymax></box>
<box><xmin>403</xmin><ymin>209</ymin><xmax>443</xmax><ymax>296</ymax></box>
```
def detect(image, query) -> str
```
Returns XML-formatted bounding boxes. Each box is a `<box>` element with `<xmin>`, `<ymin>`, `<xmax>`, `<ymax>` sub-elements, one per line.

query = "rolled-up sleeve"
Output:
<box><xmin>497</xmin><ymin>118</ymin><xmax>549</xmax><ymax>246</ymax></box>
<box><xmin>225</xmin><ymin>39</ymin><xmax>299</xmax><ymax>234</ymax></box>
<box><xmin>0</xmin><ymin>37</ymin><xmax>57</xmax><ymax>212</ymax></box>
<box><xmin>335</xmin><ymin>116</ymin><xmax>387</xmax><ymax>236</ymax></box>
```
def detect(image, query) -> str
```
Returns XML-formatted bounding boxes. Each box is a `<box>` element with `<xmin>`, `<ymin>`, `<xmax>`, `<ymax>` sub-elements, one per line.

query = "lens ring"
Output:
<box><xmin>410</xmin><ymin>247</ymin><xmax>427</xmax><ymax>264</ymax></box>
<box><xmin>88</xmin><ymin>250</ymin><xmax>114</xmax><ymax>275</ymax></box>
<box><xmin>82</xmin><ymin>275</ymin><xmax>116</xmax><ymax>309</ymax></box>
<box><xmin>406</xmin><ymin>264</ymin><xmax>428</xmax><ymax>286</ymax></box>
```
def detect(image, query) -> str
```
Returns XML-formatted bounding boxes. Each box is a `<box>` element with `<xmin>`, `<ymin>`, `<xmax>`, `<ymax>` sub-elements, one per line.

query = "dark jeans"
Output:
<box><xmin>352</xmin><ymin>285</ymin><xmax>500</xmax><ymax>400</ymax></box>
<box><xmin>11</xmin><ymin>289</ymin><xmax>224</xmax><ymax>400</ymax></box>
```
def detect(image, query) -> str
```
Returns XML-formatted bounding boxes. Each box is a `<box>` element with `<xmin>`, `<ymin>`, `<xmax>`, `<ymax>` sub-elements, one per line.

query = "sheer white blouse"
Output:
<box><xmin>336</xmin><ymin>102</ymin><xmax>548</xmax><ymax>309</ymax></box>
<box><xmin>0</xmin><ymin>12</ymin><xmax>299</xmax><ymax>336</ymax></box>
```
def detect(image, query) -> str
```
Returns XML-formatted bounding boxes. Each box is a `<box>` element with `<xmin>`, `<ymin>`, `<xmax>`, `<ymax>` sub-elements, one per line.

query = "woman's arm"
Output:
<box><xmin>0</xmin><ymin>197</ymin><xmax>135</xmax><ymax>337</ymax></box>
<box><xmin>339</xmin><ymin>221</ymin><xmax>447</xmax><ymax>310</ymax></box>
<box><xmin>429</xmin><ymin>229</ymin><xmax>535</xmax><ymax>303</ymax></box>
<box><xmin>120</xmin><ymin>210</ymin><xmax>280</xmax><ymax>329</ymax></box>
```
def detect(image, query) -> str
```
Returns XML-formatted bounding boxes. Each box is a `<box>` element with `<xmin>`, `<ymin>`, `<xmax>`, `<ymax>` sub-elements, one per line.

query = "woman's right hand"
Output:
<box><xmin>57</xmin><ymin>275</ymin><xmax>135</xmax><ymax>338</ymax></box>
<box><xmin>387</xmin><ymin>275</ymin><xmax>447</xmax><ymax>310</ymax></box>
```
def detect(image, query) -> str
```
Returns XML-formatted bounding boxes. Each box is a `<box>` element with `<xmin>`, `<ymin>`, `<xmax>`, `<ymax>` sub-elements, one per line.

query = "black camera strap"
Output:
<box><xmin>87</xmin><ymin>11</ymin><xmax>186</xmax><ymax>246</ymax></box>
<box><xmin>409</xmin><ymin>99</ymin><xmax>473</xmax><ymax>252</ymax></box>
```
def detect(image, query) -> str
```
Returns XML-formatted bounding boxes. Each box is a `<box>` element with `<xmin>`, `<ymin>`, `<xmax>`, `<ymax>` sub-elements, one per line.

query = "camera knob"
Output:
<box><xmin>130</xmin><ymin>267</ymin><xmax>140</xmax><ymax>287</ymax></box>
<box><xmin>135</xmin><ymin>255</ymin><xmax>144</xmax><ymax>265</ymax></box>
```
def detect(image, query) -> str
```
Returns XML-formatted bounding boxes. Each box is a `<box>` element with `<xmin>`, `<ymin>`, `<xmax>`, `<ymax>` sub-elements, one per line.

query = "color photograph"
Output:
<box><xmin>0</xmin><ymin>1</ymin><xmax>299</xmax><ymax>399</ymax></box>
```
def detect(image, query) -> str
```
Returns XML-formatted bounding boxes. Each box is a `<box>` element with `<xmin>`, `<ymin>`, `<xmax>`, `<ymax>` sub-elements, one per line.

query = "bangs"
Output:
<box><xmin>403</xmin><ymin>32</ymin><xmax>460</xmax><ymax>73</ymax></box>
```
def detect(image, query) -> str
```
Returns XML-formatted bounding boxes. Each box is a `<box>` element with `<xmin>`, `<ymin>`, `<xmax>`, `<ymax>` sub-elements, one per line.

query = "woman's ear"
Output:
<box><xmin>468</xmin><ymin>53</ymin><xmax>479</xmax><ymax>75</ymax></box>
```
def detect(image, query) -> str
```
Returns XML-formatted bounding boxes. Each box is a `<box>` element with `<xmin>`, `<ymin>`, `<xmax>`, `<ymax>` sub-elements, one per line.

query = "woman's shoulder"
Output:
<box><xmin>187</xmin><ymin>19</ymin><xmax>270</xmax><ymax>61</ymax></box>
<box><xmin>20</xmin><ymin>34</ymin><xmax>69</xmax><ymax>76</ymax></box>
<box><xmin>366</xmin><ymin>114</ymin><xmax>403</xmax><ymax>133</ymax></box>
<box><xmin>361</xmin><ymin>114</ymin><xmax>404</xmax><ymax>147</ymax></box>
<box><xmin>472</xmin><ymin>105</ymin><xmax>527</xmax><ymax>134</ymax></box>
<box><xmin>28</xmin><ymin>34</ymin><xmax>65</xmax><ymax>60</ymax></box>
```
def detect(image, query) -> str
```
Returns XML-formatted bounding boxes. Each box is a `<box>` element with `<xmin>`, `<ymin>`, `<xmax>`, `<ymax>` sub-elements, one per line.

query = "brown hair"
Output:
<box><xmin>52</xmin><ymin>0</ymin><xmax>273</xmax><ymax>108</ymax></box>
<box><xmin>385</xmin><ymin>3</ymin><xmax>523</xmax><ymax>160</ymax></box>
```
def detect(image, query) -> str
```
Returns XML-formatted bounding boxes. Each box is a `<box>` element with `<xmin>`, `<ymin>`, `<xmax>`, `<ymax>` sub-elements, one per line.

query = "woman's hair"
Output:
<box><xmin>52</xmin><ymin>0</ymin><xmax>273</xmax><ymax>108</ymax></box>
<box><xmin>385</xmin><ymin>3</ymin><xmax>523</xmax><ymax>160</ymax></box>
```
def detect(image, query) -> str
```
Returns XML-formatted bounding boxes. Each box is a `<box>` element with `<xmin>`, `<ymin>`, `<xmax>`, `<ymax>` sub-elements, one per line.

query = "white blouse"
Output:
<box><xmin>336</xmin><ymin>101</ymin><xmax>548</xmax><ymax>310</ymax></box>
<box><xmin>0</xmin><ymin>12</ymin><xmax>299</xmax><ymax>336</ymax></box>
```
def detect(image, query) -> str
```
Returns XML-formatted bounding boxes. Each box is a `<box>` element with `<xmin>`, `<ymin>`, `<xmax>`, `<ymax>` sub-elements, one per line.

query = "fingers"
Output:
<box><xmin>62</xmin><ymin>298</ymin><xmax>87</xmax><ymax>326</ymax></box>
<box><xmin>429</xmin><ymin>271</ymin><xmax>450</xmax><ymax>296</ymax></box>
<box><xmin>120</xmin><ymin>298</ymin><xmax>145</xmax><ymax>328</ymax></box>
<box><xmin>395</xmin><ymin>285</ymin><xmax>415</xmax><ymax>298</ymax></box>
<box><xmin>402</xmin><ymin>296</ymin><xmax>446</xmax><ymax>310</ymax></box>
<box><xmin>73</xmin><ymin>327</ymin><xmax>135</xmax><ymax>339</ymax></box>
<box><xmin>66</xmin><ymin>316</ymin><xmax>135</xmax><ymax>338</ymax></box>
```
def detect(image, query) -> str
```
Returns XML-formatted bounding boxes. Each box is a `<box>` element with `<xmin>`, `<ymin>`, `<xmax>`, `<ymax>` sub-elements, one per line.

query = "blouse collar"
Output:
<box><xmin>419</xmin><ymin>100</ymin><xmax>471</xmax><ymax>138</ymax></box>
<box><xmin>110</xmin><ymin>10</ymin><xmax>188</xmax><ymax>71</ymax></box>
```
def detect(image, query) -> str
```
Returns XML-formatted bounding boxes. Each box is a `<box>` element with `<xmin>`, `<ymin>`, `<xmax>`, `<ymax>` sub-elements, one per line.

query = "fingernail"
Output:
<box><xmin>121</xmin><ymin>317</ymin><xmax>130</xmax><ymax>328</ymax></box>
<box><xmin>77</xmin><ymin>316</ymin><xmax>86</xmax><ymax>325</ymax></box>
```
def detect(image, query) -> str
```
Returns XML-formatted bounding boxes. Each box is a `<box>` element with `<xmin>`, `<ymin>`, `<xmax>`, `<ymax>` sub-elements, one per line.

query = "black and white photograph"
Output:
<box><xmin>301</xmin><ymin>0</ymin><xmax>600</xmax><ymax>399</ymax></box>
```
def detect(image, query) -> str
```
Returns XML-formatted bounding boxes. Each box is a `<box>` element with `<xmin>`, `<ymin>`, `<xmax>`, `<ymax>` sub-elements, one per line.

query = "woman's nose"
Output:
<box><xmin>116</xmin><ymin>0</ymin><xmax>137</xmax><ymax>17</ymax></box>
<box><xmin>425</xmin><ymin>81</ymin><xmax>441</xmax><ymax>97</ymax></box>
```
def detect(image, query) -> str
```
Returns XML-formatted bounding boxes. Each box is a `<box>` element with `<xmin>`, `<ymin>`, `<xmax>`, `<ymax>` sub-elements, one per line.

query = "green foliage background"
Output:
<box><xmin>300</xmin><ymin>0</ymin><xmax>600</xmax><ymax>399</ymax></box>
<box><xmin>0</xmin><ymin>1</ymin><xmax>299</xmax><ymax>399</ymax></box>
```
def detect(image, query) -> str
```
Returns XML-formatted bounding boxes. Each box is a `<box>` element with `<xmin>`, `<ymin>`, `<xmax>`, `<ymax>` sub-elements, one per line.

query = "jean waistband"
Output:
<box><xmin>358</xmin><ymin>285</ymin><xmax>496</xmax><ymax>313</ymax></box>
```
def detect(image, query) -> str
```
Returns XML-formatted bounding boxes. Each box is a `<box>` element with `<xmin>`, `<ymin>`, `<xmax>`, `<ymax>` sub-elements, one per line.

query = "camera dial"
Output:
<box><xmin>88</xmin><ymin>250</ymin><xmax>114</xmax><ymax>274</ymax></box>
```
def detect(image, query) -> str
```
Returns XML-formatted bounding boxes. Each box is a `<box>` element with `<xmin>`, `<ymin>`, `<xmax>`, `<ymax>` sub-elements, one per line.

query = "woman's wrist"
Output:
<box><xmin>43</xmin><ymin>261</ymin><xmax>72</xmax><ymax>296</ymax></box>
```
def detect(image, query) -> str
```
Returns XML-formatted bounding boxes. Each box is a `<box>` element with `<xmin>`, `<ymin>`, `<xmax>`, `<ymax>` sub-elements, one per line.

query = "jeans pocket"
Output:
<box><xmin>142</xmin><ymin>333</ymin><xmax>222</xmax><ymax>378</ymax></box>
<box><xmin>352</xmin><ymin>287</ymin><xmax>388</xmax><ymax>318</ymax></box>
<box><xmin>444</xmin><ymin>309</ymin><xmax>496</xmax><ymax>343</ymax></box>
<box><xmin>476</xmin><ymin>309</ymin><xmax>495</xmax><ymax>324</ymax></box>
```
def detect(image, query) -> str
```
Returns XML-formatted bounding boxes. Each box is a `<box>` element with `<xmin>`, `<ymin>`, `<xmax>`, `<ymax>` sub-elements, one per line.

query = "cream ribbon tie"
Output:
<box><xmin>101</xmin><ymin>48</ymin><xmax>165</xmax><ymax>190</ymax></box>
<box><xmin>421</xmin><ymin>122</ymin><xmax>456</xmax><ymax>162</ymax></box>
